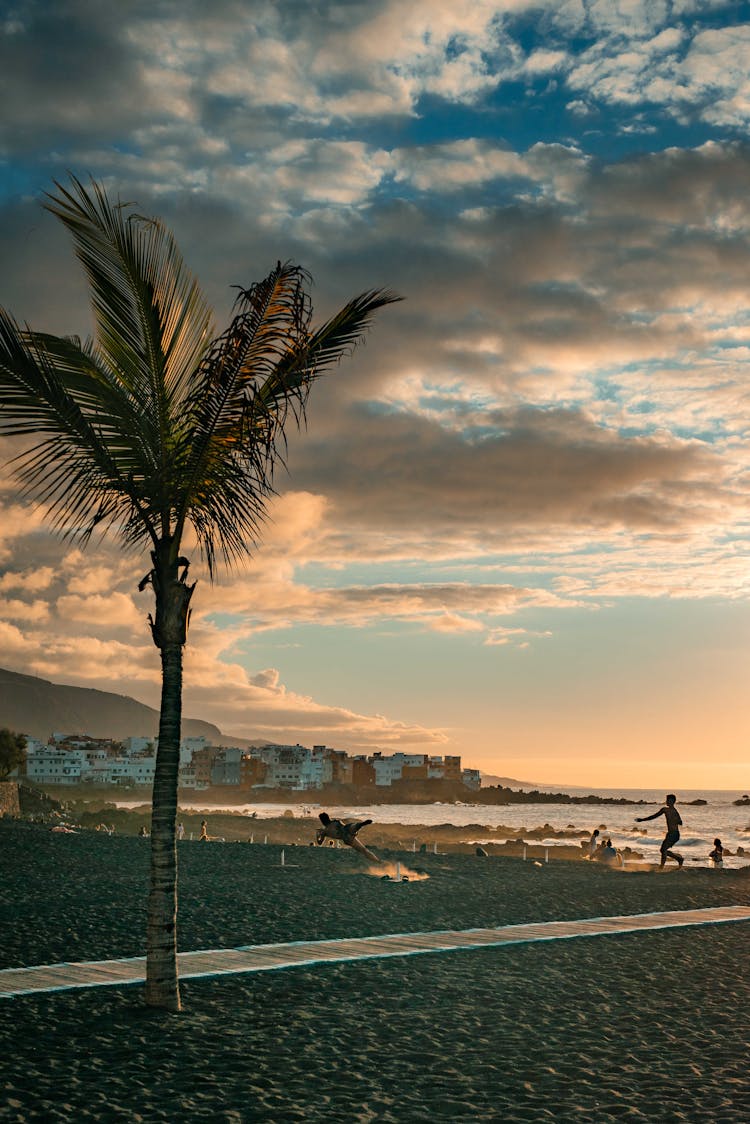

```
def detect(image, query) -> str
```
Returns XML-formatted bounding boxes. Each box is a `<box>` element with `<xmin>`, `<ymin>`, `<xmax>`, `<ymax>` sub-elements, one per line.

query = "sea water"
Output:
<box><xmin>118</xmin><ymin>786</ymin><xmax>750</xmax><ymax>868</ymax></box>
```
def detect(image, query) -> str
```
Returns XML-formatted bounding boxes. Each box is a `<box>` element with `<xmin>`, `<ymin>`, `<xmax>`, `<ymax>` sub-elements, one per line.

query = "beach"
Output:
<box><xmin>2</xmin><ymin>819</ymin><xmax>750</xmax><ymax>1121</ymax></box>
<box><xmin>109</xmin><ymin>789</ymin><xmax>750</xmax><ymax>868</ymax></box>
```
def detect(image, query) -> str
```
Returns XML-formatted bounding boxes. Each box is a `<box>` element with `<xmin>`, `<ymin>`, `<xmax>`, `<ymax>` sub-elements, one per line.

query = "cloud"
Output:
<box><xmin>179</xmin><ymin>656</ymin><xmax>449</xmax><ymax>746</ymax></box>
<box><xmin>4</xmin><ymin>1</ymin><xmax>750</xmax><ymax>194</ymax></box>
<box><xmin>392</xmin><ymin>139</ymin><xmax>532</xmax><ymax>192</ymax></box>
<box><xmin>428</xmin><ymin>612</ymin><xmax>486</xmax><ymax>633</ymax></box>
<box><xmin>287</xmin><ymin>403</ymin><xmax>735</xmax><ymax>546</ymax></box>
<box><xmin>562</xmin><ymin>17</ymin><xmax>750</xmax><ymax>130</ymax></box>
<box><xmin>3</xmin><ymin>2</ymin><xmax>750</xmax><ymax>768</ymax></box>
<box><xmin>0</xmin><ymin>499</ymin><xmax>52</xmax><ymax>561</ymax></box>
<box><xmin>0</xmin><ymin>567</ymin><xmax>55</xmax><ymax>592</ymax></box>
<box><xmin>0</xmin><ymin>3</ymin><xmax>202</xmax><ymax>153</ymax></box>
<box><xmin>484</xmin><ymin>625</ymin><xmax>552</xmax><ymax>646</ymax></box>
<box><xmin>55</xmin><ymin>592</ymin><xmax>143</xmax><ymax>633</ymax></box>
<box><xmin>0</xmin><ymin>597</ymin><xmax>49</xmax><ymax>623</ymax></box>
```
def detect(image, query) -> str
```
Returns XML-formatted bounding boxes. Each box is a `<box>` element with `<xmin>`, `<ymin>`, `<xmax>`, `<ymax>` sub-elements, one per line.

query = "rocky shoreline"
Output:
<box><xmin>31</xmin><ymin>799</ymin><xmax>646</xmax><ymax>863</ymax></box>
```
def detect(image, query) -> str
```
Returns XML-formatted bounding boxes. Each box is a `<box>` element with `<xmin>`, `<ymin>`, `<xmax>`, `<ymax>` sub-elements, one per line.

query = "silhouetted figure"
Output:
<box><xmin>199</xmin><ymin>819</ymin><xmax>208</xmax><ymax>842</ymax></box>
<box><xmin>587</xmin><ymin>828</ymin><xmax>600</xmax><ymax>858</ymax></box>
<box><xmin>636</xmin><ymin>795</ymin><xmax>684</xmax><ymax>868</ymax></box>
<box><xmin>316</xmin><ymin>812</ymin><xmax>379</xmax><ymax>863</ymax></box>
<box><xmin>709</xmin><ymin>838</ymin><xmax>724</xmax><ymax>866</ymax></box>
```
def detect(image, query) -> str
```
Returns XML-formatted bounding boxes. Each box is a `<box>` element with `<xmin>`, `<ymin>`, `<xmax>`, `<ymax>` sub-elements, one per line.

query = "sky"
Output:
<box><xmin>2</xmin><ymin>0</ymin><xmax>750</xmax><ymax>790</ymax></box>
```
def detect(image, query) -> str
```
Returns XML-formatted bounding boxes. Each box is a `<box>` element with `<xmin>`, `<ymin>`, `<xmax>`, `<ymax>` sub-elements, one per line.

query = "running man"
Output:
<box><xmin>315</xmin><ymin>812</ymin><xmax>380</xmax><ymax>863</ymax></box>
<box><xmin>636</xmin><ymin>794</ymin><xmax>684</xmax><ymax>868</ymax></box>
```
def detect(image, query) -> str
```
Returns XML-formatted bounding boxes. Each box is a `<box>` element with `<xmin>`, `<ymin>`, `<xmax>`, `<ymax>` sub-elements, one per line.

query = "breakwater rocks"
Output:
<box><xmin>476</xmin><ymin>787</ymin><xmax>646</xmax><ymax>805</ymax></box>
<box><xmin>156</xmin><ymin>782</ymin><xmax>647</xmax><ymax>807</ymax></box>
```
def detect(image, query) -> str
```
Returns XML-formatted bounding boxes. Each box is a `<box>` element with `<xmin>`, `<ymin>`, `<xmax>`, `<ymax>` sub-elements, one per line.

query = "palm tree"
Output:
<box><xmin>0</xmin><ymin>177</ymin><xmax>399</xmax><ymax>1011</ymax></box>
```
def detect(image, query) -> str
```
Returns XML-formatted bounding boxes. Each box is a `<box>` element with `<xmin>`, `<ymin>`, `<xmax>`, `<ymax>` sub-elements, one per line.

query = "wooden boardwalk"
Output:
<box><xmin>2</xmin><ymin>904</ymin><xmax>749</xmax><ymax>999</ymax></box>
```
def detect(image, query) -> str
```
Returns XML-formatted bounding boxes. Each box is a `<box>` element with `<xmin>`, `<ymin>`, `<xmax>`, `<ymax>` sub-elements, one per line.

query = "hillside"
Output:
<box><xmin>480</xmin><ymin>772</ymin><xmax>540</xmax><ymax>789</ymax></box>
<box><xmin>0</xmin><ymin>666</ymin><xmax>222</xmax><ymax>743</ymax></box>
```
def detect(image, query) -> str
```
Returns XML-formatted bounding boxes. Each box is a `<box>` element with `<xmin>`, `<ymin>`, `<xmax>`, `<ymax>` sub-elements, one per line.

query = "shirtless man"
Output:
<box><xmin>315</xmin><ymin>812</ymin><xmax>380</xmax><ymax>863</ymax></box>
<box><xmin>636</xmin><ymin>794</ymin><xmax>684</xmax><ymax>868</ymax></box>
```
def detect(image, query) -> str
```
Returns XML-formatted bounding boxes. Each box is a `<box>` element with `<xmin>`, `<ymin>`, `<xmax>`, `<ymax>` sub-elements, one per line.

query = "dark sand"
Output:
<box><xmin>2</xmin><ymin>820</ymin><xmax>750</xmax><ymax>1122</ymax></box>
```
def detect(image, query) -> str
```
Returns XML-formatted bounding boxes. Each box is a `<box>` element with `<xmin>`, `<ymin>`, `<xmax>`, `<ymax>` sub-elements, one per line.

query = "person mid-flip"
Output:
<box><xmin>636</xmin><ymin>794</ymin><xmax>684</xmax><ymax>868</ymax></box>
<box><xmin>315</xmin><ymin>812</ymin><xmax>380</xmax><ymax>863</ymax></box>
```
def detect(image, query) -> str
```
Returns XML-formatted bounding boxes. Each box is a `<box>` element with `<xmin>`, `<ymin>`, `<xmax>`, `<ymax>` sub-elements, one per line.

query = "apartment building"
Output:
<box><xmin>22</xmin><ymin>732</ymin><xmax>481</xmax><ymax>795</ymax></box>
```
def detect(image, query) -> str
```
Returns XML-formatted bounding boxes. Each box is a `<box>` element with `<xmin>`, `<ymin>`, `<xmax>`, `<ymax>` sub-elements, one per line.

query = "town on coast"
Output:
<box><xmin>21</xmin><ymin>730</ymin><xmax>652</xmax><ymax>806</ymax></box>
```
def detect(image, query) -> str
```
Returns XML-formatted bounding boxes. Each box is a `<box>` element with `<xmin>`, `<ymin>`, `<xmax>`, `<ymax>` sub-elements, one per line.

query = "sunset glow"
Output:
<box><xmin>2</xmin><ymin>2</ymin><xmax>750</xmax><ymax>788</ymax></box>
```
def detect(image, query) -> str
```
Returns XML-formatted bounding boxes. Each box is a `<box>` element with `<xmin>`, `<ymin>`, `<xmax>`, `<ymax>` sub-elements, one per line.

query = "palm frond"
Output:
<box><xmin>1</xmin><ymin>180</ymin><xmax>401</xmax><ymax>578</ymax></box>
<box><xmin>44</xmin><ymin>175</ymin><xmax>214</xmax><ymax>420</ymax></box>
<box><xmin>254</xmin><ymin>286</ymin><xmax>401</xmax><ymax>413</ymax></box>
<box><xmin>0</xmin><ymin>308</ymin><xmax>158</xmax><ymax>545</ymax></box>
<box><xmin>173</xmin><ymin>266</ymin><xmax>400</xmax><ymax>575</ymax></box>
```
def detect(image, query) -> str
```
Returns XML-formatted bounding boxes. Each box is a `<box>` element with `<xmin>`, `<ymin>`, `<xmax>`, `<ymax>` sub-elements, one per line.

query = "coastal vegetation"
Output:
<box><xmin>0</xmin><ymin>728</ymin><xmax>26</xmax><ymax>781</ymax></box>
<box><xmin>0</xmin><ymin>177</ymin><xmax>398</xmax><ymax>1010</ymax></box>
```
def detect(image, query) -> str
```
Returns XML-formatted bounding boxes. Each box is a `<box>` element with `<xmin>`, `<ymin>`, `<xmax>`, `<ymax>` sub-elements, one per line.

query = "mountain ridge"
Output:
<box><xmin>0</xmin><ymin>666</ymin><xmax>223</xmax><ymax>743</ymax></box>
<box><xmin>0</xmin><ymin>667</ymin><xmax>528</xmax><ymax>781</ymax></box>
<box><xmin>480</xmin><ymin>771</ymin><xmax>544</xmax><ymax>789</ymax></box>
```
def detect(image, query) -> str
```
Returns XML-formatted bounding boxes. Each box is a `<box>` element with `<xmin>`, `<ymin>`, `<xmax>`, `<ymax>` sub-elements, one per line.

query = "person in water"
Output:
<box><xmin>316</xmin><ymin>812</ymin><xmax>380</xmax><ymax>863</ymax></box>
<box><xmin>709</xmin><ymin>838</ymin><xmax>724</xmax><ymax>866</ymax></box>
<box><xmin>636</xmin><ymin>794</ymin><xmax>684</xmax><ymax>868</ymax></box>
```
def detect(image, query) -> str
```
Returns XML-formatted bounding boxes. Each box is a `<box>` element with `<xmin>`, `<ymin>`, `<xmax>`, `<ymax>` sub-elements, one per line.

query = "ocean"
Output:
<box><xmin>119</xmin><ymin>785</ymin><xmax>750</xmax><ymax>868</ymax></box>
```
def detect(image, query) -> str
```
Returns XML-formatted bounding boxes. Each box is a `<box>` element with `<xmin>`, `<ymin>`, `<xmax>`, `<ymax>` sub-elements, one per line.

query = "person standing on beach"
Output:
<box><xmin>635</xmin><ymin>795</ymin><xmax>684</xmax><ymax>868</ymax></box>
<box><xmin>199</xmin><ymin>819</ymin><xmax>208</xmax><ymax>842</ymax></box>
<box><xmin>316</xmin><ymin>812</ymin><xmax>380</xmax><ymax>863</ymax></box>
<box><xmin>587</xmin><ymin>828</ymin><xmax>600</xmax><ymax>858</ymax></box>
<box><xmin>177</xmin><ymin>822</ymin><xmax>185</xmax><ymax>842</ymax></box>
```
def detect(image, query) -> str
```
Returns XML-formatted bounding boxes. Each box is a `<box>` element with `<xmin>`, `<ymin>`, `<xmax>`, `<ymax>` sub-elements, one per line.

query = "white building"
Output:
<box><xmin>25</xmin><ymin>742</ymin><xmax>158</xmax><ymax>787</ymax></box>
<box><xmin>181</xmin><ymin>736</ymin><xmax>208</xmax><ymax>759</ymax></box>
<box><xmin>178</xmin><ymin>762</ymin><xmax>199</xmax><ymax>788</ymax></box>
<box><xmin>462</xmin><ymin>768</ymin><xmax>481</xmax><ymax>791</ymax></box>
<box><xmin>372</xmin><ymin>755</ymin><xmax>404</xmax><ymax>786</ymax></box>
<box><xmin>371</xmin><ymin>752</ymin><xmax>424</xmax><ymax>786</ymax></box>
<box><xmin>122</xmin><ymin>736</ymin><xmax>154</xmax><ymax>755</ymax></box>
<box><xmin>299</xmin><ymin>747</ymin><xmax>333</xmax><ymax>790</ymax></box>
<box><xmin>22</xmin><ymin>736</ymin><xmax>45</xmax><ymax>754</ymax></box>
<box><xmin>260</xmin><ymin>745</ymin><xmax>304</xmax><ymax>788</ymax></box>
<box><xmin>25</xmin><ymin>745</ymin><xmax>85</xmax><ymax>785</ymax></box>
<box><xmin>118</xmin><ymin>756</ymin><xmax>156</xmax><ymax>785</ymax></box>
<box><xmin>122</xmin><ymin>734</ymin><xmax>205</xmax><ymax>766</ymax></box>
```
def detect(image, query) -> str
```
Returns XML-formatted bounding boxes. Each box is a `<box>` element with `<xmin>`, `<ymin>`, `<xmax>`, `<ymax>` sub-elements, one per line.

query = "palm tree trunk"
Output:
<box><xmin>145</xmin><ymin>639</ymin><xmax>183</xmax><ymax>1011</ymax></box>
<box><xmin>144</xmin><ymin>545</ymin><xmax>195</xmax><ymax>1012</ymax></box>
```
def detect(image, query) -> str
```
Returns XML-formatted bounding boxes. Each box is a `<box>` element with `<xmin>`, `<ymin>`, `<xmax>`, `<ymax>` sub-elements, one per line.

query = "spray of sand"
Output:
<box><xmin>363</xmin><ymin>861</ymin><xmax>430</xmax><ymax>881</ymax></box>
